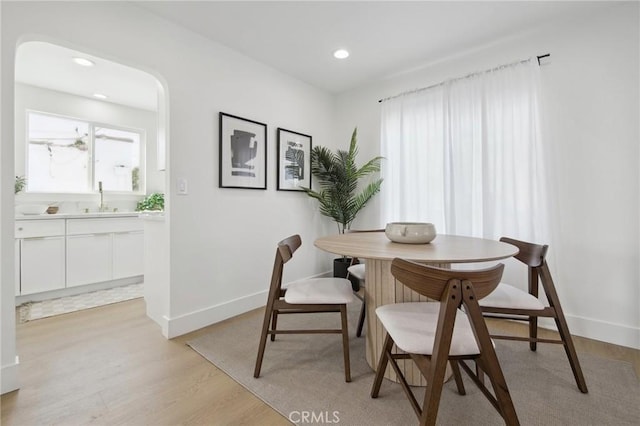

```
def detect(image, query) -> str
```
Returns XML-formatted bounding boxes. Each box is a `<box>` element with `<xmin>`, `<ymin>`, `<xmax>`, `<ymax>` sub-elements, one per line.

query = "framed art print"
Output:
<box><xmin>219</xmin><ymin>112</ymin><xmax>267</xmax><ymax>189</ymax></box>
<box><xmin>277</xmin><ymin>127</ymin><xmax>312</xmax><ymax>191</ymax></box>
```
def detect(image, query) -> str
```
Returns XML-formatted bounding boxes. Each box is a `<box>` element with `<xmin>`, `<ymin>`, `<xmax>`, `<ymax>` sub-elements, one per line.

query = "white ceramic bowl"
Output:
<box><xmin>385</xmin><ymin>222</ymin><xmax>437</xmax><ymax>244</ymax></box>
<box><xmin>15</xmin><ymin>204</ymin><xmax>49</xmax><ymax>215</ymax></box>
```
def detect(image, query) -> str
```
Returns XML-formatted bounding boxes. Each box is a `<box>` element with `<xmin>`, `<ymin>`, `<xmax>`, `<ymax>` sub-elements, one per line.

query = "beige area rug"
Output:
<box><xmin>18</xmin><ymin>283</ymin><xmax>144</xmax><ymax>323</ymax></box>
<box><xmin>188</xmin><ymin>302</ymin><xmax>640</xmax><ymax>426</ymax></box>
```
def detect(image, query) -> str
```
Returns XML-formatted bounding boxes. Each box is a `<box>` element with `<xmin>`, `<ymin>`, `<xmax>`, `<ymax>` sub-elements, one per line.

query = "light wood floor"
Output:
<box><xmin>2</xmin><ymin>298</ymin><xmax>638</xmax><ymax>425</ymax></box>
<box><xmin>1</xmin><ymin>299</ymin><xmax>289</xmax><ymax>426</ymax></box>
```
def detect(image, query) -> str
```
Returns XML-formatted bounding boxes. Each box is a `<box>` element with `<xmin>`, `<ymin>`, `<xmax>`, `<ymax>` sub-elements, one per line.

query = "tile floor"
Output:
<box><xmin>18</xmin><ymin>283</ymin><xmax>144</xmax><ymax>323</ymax></box>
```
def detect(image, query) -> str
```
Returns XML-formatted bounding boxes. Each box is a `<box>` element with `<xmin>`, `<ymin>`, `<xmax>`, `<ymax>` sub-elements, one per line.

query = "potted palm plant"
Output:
<box><xmin>301</xmin><ymin>127</ymin><xmax>383</xmax><ymax>288</ymax></box>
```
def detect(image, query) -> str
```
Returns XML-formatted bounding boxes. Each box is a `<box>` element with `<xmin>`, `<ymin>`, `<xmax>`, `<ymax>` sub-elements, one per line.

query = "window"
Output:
<box><xmin>27</xmin><ymin>111</ymin><xmax>143</xmax><ymax>193</ymax></box>
<box><xmin>380</xmin><ymin>58</ymin><xmax>549</xmax><ymax>243</ymax></box>
<box><xmin>94</xmin><ymin>126</ymin><xmax>141</xmax><ymax>192</ymax></box>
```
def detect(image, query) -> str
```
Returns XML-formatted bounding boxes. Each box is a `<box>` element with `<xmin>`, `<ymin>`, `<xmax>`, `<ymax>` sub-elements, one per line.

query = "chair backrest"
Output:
<box><xmin>500</xmin><ymin>237</ymin><xmax>548</xmax><ymax>268</ymax></box>
<box><xmin>501</xmin><ymin>237</ymin><xmax>560</xmax><ymax>305</ymax></box>
<box><xmin>390</xmin><ymin>258</ymin><xmax>504</xmax><ymax>302</ymax></box>
<box><xmin>278</xmin><ymin>234</ymin><xmax>302</xmax><ymax>264</ymax></box>
<box><xmin>268</xmin><ymin>234</ymin><xmax>302</xmax><ymax>296</ymax></box>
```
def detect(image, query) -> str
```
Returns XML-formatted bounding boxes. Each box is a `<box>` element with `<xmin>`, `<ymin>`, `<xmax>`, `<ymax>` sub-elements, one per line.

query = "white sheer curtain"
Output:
<box><xmin>380</xmin><ymin>59</ymin><xmax>549</xmax><ymax>242</ymax></box>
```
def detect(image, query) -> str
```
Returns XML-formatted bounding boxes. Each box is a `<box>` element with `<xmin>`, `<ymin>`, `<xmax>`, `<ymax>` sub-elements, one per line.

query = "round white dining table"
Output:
<box><xmin>315</xmin><ymin>232</ymin><xmax>519</xmax><ymax>386</ymax></box>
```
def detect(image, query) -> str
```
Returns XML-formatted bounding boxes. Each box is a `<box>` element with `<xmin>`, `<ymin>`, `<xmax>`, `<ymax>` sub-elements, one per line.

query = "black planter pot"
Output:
<box><xmin>333</xmin><ymin>257</ymin><xmax>360</xmax><ymax>292</ymax></box>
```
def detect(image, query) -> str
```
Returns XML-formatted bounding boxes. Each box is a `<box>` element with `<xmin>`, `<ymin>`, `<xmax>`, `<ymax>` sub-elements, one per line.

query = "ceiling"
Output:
<box><xmin>14</xmin><ymin>1</ymin><xmax>614</xmax><ymax>111</ymax></box>
<box><xmin>136</xmin><ymin>1</ymin><xmax>613</xmax><ymax>93</ymax></box>
<box><xmin>15</xmin><ymin>41</ymin><xmax>160</xmax><ymax>111</ymax></box>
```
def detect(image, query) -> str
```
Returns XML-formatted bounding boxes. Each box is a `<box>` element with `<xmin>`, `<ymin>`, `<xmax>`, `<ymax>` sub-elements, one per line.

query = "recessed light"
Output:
<box><xmin>93</xmin><ymin>93</ymin><xmax>108</xmax><ymax>99</ymax></box>
<box><xmin>333</xmin><ymin>49</ymin><xmax>349</xmax><ymax>59</ymax></box>
<box><xmin>73</xmin><ymin>57</ymin><xmax>95</xmax><ymax>67</ymax></box>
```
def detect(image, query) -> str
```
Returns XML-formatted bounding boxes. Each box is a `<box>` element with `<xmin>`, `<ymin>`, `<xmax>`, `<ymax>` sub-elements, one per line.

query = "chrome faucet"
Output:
<box><xmin>98</xmin><ymin>181</ymin><xmax>107</xmax><ymax>212</ymax></box>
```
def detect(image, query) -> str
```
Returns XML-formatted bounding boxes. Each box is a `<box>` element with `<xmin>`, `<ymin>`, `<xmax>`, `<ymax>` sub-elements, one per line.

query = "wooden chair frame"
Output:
<box><xmin>254</xmin><ymin>234</ymin><xmax>351</xmax><ymax>382</ymax></box>
<box><xmin>371</xmin><ymin>259</ymin><xmax>519</xmax><ymax>426</ymax></box>
<box><xmin>480</xmin><ymin>237</ymin><xmax>588</xmax><ymax>393</ymax></box>
<box><xmin>345</xmin><ymin>228</ymin><xmax>385</xmax><ymax>338</ymax></box>
<box><xmin>347</xmin><ymin>259</ymin><xmax>367</xmax><ymax>338</ymax></box>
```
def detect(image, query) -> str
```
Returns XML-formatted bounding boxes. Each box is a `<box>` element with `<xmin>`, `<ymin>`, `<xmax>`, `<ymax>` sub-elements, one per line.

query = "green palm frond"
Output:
<box><xmin>301</xmin><ymin>127</ymin><xmax>384</xmax><ymax>233</ymax></box>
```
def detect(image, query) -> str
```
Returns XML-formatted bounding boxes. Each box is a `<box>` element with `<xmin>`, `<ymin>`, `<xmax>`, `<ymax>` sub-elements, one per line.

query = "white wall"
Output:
<box><xmin>0</xmin><ymin>0</ymin><xmax>18</xmax><ymax>397</ymax></box>
<box><xmin>3</xmin><ymin>1</ymin><xmax>635</xmax><ymax>398</ymax></box>
<box><xmin>14</xmin><ymin>83</ymin><xmax>163</xmax><ymax>210</ymax></box>
<box><xmin>335</xmin><ymin>3</ymin><xmax>640</xmax><ymax>349</ymax></box>
<box><xmin>1</xmin><ymin>1</ymin><xmax>337</xmax><ymax>393</ymax></box>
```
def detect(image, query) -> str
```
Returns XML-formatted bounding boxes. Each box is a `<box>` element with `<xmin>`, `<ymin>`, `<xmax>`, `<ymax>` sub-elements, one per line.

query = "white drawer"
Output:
<box><xmin>67</xmin><ymin>217</ymin><xmax>142</xmax><ymax>235</ymax></box>
<box><xmin>15</xmin><ymin>219</ymin><xmax>66</xmax><ymax>238</ymax></box>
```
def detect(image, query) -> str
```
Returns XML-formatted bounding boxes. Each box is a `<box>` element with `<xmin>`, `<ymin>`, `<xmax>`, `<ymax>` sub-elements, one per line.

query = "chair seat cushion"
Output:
<box><xmin>376</xmin><ymin>302</ymin><xmax>482</xmax><ymax>356</ymax></box>
<box><xmin>347</xmin><ymin>263</ymin><xmax>366</xmax><ymax>281</ymax></box>
<box><xmin>284</xmin><ymin>278</ymin><xmax>355</xmax><ymax>304</ymax></box>
<box><xmin>479</xmin><ymin>283</ymin><xmax>545</xmax><ymax>310</ymax></box>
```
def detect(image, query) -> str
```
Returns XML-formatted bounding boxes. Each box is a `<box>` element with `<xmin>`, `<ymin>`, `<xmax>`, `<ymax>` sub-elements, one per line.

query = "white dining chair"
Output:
<box><xmin>254</xmin><ymin>234</ymin><xmax>356</xmax><ymax>382</ymax></box>
<box><xmin>479</xmin><ymin>237</ymin><xmax>588</xmax><ymax>393</ymax></box>
<box><xmin>371</xmin><ymin>259</ymin><xmax>519</xmax><ymax>425</ymax></box>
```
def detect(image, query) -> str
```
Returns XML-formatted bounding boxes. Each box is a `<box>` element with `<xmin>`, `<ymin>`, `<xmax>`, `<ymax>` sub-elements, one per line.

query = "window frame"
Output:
<box><xmin>25</xmin><ymin>109</ymin><xmax>146</xmax><ymax>195</ymax></box>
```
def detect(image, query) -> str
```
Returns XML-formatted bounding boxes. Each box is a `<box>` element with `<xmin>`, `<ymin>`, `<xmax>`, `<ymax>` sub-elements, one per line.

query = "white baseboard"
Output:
<box><xmin>318</xmin><ymin>269</ymin><xmax>332</xmax><ymax>278</ymax></box>
<box><xmin>16</xmin><ymin>276</ymin><xmax>143</xmax><ymax>305</ymax></box>
<box><xmin>145</xmin><ymin>307</ymin><xmax>170</xmax><ymax>338</ymax></box>
<box><xmin>162</xmin><ymin>271</ymin><xmax>332</xmax><ymax>339</ymax></box>
<box><xmin>564</xmin><ymin>314</ymin><xmax>640</xmax><ymax>350</ymax></box>
<box><xmin>159</xmin><ymin>270</ymin><xmax>639</xmax><ymax>350</ymax></box>
<box><xmin>164</xmin><ymin>291</ymin><xmax>266</xmax><ymax>339</ymax></box>
<box><xmin>1</xmin><ymin>356</ymin><xmax>20</xmax><ymax>395</ymax></box>
<box><xmin>533</xmin><ymin>315</ymin><xmax>639</xmax><ymax>350</ymax></box>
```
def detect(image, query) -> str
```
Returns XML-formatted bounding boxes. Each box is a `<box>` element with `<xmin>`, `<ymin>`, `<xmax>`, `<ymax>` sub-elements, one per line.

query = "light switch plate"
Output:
<box><xmin>177</xmin><ymin>177</ymin><xmax>188</xmax><ymax>195</ymax></box>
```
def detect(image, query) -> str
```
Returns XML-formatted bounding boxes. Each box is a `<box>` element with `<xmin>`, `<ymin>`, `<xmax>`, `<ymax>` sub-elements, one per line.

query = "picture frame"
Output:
<box><xmin>219</xmin><ymin>112</ymin><xmax>267</xmax><ymax>189</ymax></box>
<box><xmin>277</xmin><ymin>128</ymin><xmax>312</xmax><ymax>191</ymax></box>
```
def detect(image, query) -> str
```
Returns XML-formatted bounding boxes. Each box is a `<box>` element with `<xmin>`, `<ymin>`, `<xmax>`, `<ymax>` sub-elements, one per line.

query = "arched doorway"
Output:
<box><xmin>12</xmin><ymin>39</ymin><xmax>168</xmax><ymax>345</ymax></box>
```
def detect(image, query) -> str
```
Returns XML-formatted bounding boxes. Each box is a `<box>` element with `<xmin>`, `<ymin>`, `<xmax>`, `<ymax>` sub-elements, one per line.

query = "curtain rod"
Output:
<box><xmin>378</xmin><ymin>53</ymin><xmax>550</xmax><ymax>103</ymax></box>
<box><xmin>536</xmin><ymin>53</ymin><xmax>550</xmax><ymax>65</ymax></box>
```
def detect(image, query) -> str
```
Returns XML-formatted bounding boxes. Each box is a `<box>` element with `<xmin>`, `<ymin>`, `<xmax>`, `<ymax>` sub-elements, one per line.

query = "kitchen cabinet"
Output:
<box><xmin>20</xmin><ymin>238</ymin><xmax>66</xmax><ymax>294</ymax></box>
<box><xmin>15</xmin><ymin>219</ymin><xmax>66</xmax><ymax>295</ymax></box>
<box><xmin>15</xmin><ymin>215</ymin><xmax>143</xmax><ymax>298</ymax></box>
<box><xmin>113</xmin><ymin>231</ymin><xmax>144</xmax><ymax>279</ymax></box>
<box><xmin>66</xmin><ymin>234</ymin><xmax>112</xmax><ymax>287</ymax></box>
<box><xmin>66</xmin><ymin>217</ymin><xmax>144</xmax><ymax>287</ymax></box>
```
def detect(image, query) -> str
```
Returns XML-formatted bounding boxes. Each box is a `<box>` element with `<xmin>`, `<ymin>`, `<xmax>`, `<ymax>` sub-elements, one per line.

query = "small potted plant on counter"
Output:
<box><xmin>136</xmin><ymin>193</ymin><xmax>164</xmax><ymax>212</ymax></box>
<box><xmin>15</xmin><ymin>176</ymin><xmax>26</xmax><ymax>194</ymax></box>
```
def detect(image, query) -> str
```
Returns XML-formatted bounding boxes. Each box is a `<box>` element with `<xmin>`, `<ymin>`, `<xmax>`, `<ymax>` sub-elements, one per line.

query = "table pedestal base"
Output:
<box><xmin>364</xmin><ymin>258</ymin><xmax>451</xmax><ymax>386</ymax></box>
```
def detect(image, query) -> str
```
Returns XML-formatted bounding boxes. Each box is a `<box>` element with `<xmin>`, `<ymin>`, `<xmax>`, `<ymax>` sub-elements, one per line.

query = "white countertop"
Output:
<box><xmin>137</xmin><ymin>211</ymin><xmax>165</xmax><ymax>221</ymax></box>
<box><xmin>15</xmin><ymin>212</ymin><xmax>141</xmax><ymax>220</ymax></box>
